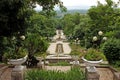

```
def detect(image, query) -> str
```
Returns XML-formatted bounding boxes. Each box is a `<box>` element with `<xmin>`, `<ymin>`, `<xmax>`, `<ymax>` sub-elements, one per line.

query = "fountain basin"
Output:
<box><xmin>46</xmin><ymin>54</ymin><xmax>72</xmax><ymax>63</ymax></box>
<box><xmin>46</xmin><ymin>54</ymin><xmax>72</xmax><ymax>59</ymax></box>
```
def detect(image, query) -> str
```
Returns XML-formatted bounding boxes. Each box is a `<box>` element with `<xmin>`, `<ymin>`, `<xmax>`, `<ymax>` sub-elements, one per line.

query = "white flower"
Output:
<box><xmin>74</xmin><ymin>40</ymin><xmax>76</xmax><ymax>42</ymax></box>
<box><xmin>93</xmin><ymin>36</ymin><xmax>98</xmax><ymax>41</ymax></box>
<box><xmin>20</xmin><ymin>35</ymin><xmax>25</xmax><ymax>40</ymax></box>
<box><xmin>103</xmin><ymin>37</ymin><xmax>107</xmax><ymax>41</ymax></box>
<box><xmin>76</xmin><ymin>38</ymin><xmax>79</xmax><ymax>40</ymax></box>
<box><xmin>12</xmin><ymin>36</ymin><xmax>16</xmax><ymax>40</ymax></box>
<box><xmin>98</xmin><ymin>31</ymin><xmax>103</xmax><ymax>36</ymax></box>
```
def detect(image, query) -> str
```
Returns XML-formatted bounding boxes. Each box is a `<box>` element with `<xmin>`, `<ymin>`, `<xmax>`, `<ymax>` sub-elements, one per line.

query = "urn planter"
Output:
<box><xmin>82</xmin><ymin>57</ymin><xmax>103</xmax><ymax>72</ymax></box>
<box><xmin>8</xmin><ymin>55</ymin><xmax>28</xmax><ymax>70</ymax></box>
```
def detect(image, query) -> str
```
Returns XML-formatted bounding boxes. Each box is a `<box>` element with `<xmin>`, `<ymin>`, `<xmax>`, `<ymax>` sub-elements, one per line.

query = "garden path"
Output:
<box><xmin>0</xmin><ymin>68</ymin><xmax>12</xmax><ymax>80</ymax></box>
<box><xmin>98</xmin><ymin>68</ymin><xmax>114</xmax><ymax>80</ymax></box>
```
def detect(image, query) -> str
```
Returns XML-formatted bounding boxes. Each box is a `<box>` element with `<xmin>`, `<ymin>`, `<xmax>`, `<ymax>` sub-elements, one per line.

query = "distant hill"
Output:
<box><xmin>55</xmin><ymin>9</ymin><xmax>88</xmax><ymax>18</ymax></box>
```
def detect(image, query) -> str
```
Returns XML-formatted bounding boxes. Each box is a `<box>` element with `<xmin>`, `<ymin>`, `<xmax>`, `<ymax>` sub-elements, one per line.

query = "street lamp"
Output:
<box><xmin>74</xmin><ymin>38</ymin><xmax>80</xmax><ymax>45</ymax></box>
<box><xmin>103</xmin><ymin>37</ymin><xmax>107</xmax><ymax>41</ymax></box>
<box><xmin>98</xmin><ymin>31</ymin><xmax>103</xmax><ymax>36</ymax></box>
<box><xmin>20</xmin><ymin>35</ymin><xmax>25</xmax><ymax>40</ymax></box>
<box><xmin>74</xmin><ymin>38</ymin><xmax>80</xmax><ymax>50</ymax></box>
<box><xmin>92</xmin><ymin>31</ymin><xmax>107</xmax><ymax>48</ymax></box>
<box><xmin>93</xmin><ymin>36</ymin><xmax>98</xmax><ymax>42</ymax></box>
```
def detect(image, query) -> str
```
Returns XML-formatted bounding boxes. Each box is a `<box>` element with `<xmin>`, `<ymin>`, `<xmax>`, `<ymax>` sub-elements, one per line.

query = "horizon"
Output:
<box><xmin>34</xmin><ymin>0</ymin><xmax>120</xmax><ymax>11</ymax></box>
<box><xmin>34</xmin><ymin>5</ymin><xmax>90</xmax><ymax>11</ymax></box>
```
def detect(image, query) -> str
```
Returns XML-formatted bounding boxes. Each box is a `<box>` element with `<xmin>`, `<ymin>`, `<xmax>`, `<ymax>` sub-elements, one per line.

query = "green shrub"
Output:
<box><xmin>70</xmin><ymin>50</ymin><xmax>80</xmax><ymax>55</ymax></box>
<box><xmin>84</xmin><ymin>48</ymin><xmax>106</xmax><ymax>61</ymax></box>
<box><xmin>25</xmin><ymin>67</ymin><xmax>85</xmax><ymax>80</ymax></box>
<box><xmin>102</xmin><ymin>38</ymin><xmax>120</xmax><ymax>64</ymax></box>
<box><xmin>3</xmin><ymin>47</ymin><xmax>27</xmax><ymax>59</ymax></box>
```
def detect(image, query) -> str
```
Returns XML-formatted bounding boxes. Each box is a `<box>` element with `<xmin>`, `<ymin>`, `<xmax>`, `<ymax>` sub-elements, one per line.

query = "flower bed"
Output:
<box><xmin>25</xmin><ymin>67</ymin><xmax>85</xmax><ymax>80</ymax></box>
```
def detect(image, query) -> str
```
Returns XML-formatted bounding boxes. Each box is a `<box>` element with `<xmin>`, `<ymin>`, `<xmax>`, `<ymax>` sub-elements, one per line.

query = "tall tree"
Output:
<box><xmin>88</xmin><ymin>0</ymin><xmax>120</xmax><ymax>33</ymax></box>
<box><xmin>0</xmin><ymin>0</ymin><xmax>66</xmax><ymax>62</ymax></box>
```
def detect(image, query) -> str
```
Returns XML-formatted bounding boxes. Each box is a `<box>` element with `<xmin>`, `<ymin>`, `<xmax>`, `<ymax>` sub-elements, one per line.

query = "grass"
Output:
<box><xmin>25</xmin><ymin>66</ymin><xmax>85</xmax><ymax>80</ymax></box>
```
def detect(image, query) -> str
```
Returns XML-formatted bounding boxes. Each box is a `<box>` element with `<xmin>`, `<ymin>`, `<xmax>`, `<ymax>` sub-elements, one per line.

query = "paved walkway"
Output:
<box><xmin>0</xmin><ymin>68</ymin><xmax>12</xmax><ymax>80</ymax></box>
<box><xmin>98</xmin><ymin>68</ymin><xmax>114</xmax><ymax>80</ymax></box>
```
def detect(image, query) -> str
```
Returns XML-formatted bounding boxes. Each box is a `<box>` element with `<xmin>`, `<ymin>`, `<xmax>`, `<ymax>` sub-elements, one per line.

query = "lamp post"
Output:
<box><xmin>92</xmin><ymin>31</ymin><xmax>107</xmax><ymax>48</ymax></box>
<box><xmin>74</xmin><ymin>38</ymin><xmax>80</xmax><ymax>45</ymax></box>
<box><xmin>74</xmin><ymin>38</ymin><xmax>80</xmax><ymax>50</ymax></box>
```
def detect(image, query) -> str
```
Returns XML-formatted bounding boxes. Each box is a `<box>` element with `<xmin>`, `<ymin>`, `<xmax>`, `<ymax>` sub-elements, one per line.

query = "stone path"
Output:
<box><xmin>98</xmin><ymin>68</ymin><xmax>114</xmax><ymax>80</ymax></box>
<box><xmin>0</xmin><ymin>68</ymin><xmax>12</xmax><ymax>80</ymax></box>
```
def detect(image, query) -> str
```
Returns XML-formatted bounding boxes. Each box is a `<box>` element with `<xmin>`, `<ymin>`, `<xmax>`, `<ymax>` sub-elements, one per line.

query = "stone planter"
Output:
<box><xmin>8</xmin><ymin>55</ymin><xmax>28</xmax><ymax>80</ymax></box>
<box><xmin>8</xmin><ymin>55</ymin><xmax>28</xmax><ymax>70</ymax></box>
<box><xmin>82</xmin><ymin>57</ymin><xmax>103</xmax><ymax>72</ymax></box>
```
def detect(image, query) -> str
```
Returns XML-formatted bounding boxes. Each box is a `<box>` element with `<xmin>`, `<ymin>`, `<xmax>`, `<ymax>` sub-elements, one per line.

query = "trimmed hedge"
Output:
<box><xmin>102</xmin><ymin>38</ymin><xmax>120</xmax><ymax>65</ymax></box>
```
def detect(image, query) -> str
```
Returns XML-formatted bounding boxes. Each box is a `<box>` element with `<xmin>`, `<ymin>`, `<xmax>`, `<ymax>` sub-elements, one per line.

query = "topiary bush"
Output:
<box><xmin>102</xmin><ymin>38</ymin><xmax>120</xmax><ymax>64</ymax></box>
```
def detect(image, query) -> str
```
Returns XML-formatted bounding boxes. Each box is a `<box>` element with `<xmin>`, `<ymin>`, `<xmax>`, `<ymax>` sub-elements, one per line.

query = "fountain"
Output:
<box><xmin>46</xmin><ymin>29</ymin><xmax>72</xmax><ymax>62</ymax></box>
<box><xmin>56</xmin><ymin>43</ymin><xmax>64</xmax><ymax>56</ymax></box>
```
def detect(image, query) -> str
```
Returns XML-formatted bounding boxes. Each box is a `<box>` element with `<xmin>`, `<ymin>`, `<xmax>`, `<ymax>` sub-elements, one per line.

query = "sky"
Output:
<box><xmin>35</xmin><ymin>0</ymin><xmax>120</xmax><ymax>10</ymax></box>
<box><xmin>61</xmin><ymin>0</ymin><xmax>119</xmax><ymax>9</ymax></box>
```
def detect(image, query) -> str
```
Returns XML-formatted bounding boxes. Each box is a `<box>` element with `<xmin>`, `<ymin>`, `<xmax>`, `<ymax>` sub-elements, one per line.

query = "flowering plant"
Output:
<box><xmin>3</xmin><ymin>35</ymin><xmax>27</xmax><ymax>59</ymax></box>
<box><xmin>84</xmin><ymin>48</ymin><xmax>104</xmax><ymax>61</ymax></box>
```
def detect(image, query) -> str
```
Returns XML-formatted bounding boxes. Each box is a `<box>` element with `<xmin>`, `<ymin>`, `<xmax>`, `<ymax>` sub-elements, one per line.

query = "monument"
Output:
<box><xmin>53</xmin><ymin>29</ymin><xmax>66</xmax><ymax>41</ymax></box>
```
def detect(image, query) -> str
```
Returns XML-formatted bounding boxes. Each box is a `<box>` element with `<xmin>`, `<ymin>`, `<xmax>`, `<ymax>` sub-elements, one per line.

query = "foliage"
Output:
<box><xmin>25</xmin><ymin>67</ymin><xmax>85</xmax><ymax>80</ymax></box>
<box><xmin>70</xmin><ymin>44</ymin><xmax>85</xmax><ymax>58</ymax></box>
<box><xmin>36</xmin><ymin>0</ymin><xmax>67</xmax><ymax>16</ymax></box>
<box><xmin>102</xmin><ymin>38</ymin><xmax>120</xmax><ymax>64</ymax></box>
<box><xmin>2</xmin><ymin>34</ymin><xmax>27</xmax><ymax>60</ymax></box>
<box><xmin>70</xmin><ymin>50</ymin><xmax>80</xmax><ymax>55</ymax></box>
<box><xmin>3</xmin><ymin>47</ymin><xmax>27</xmax><ymax>59</ymax></box>
<box><xmin>25</xmin><ymin>33</ymin><xmax>48</xmax><ymax>55</ymax></box>
<box><xmin>0</xmin><ymin>0</ymin><xmax>30</xmax><ymax>37</ymax></box>
<box><xmin>111</xmin><ymin>61</ymin><xmax>120</xmax><ymax>71</ymax></box>
<box><xmin>88</xmin><ymin>0</ymin><xmax>120</xmax><ymax>32</ymax></box>
<box><xmin>0</xmin><ymin>0</ymin><xmax>66</xmax><ymax>36</ymax></box>
<box><xmin>0</xmin><ymin>0</ymin><xmax>66</xmax><ymax>62</ymax></box>
<box><xmin>27</xmin><ymin>13</ymin><xmax>56</xmax><ymax>37</ymax></box>
<box><xmin>84</xmin><ymin>48</ymin><xmax>106</xmax><ymax>61</ymax></box>
<box><xmin>25</xmin><ymin>33</ymin><xmax>48</xmax><ymax>67</ymax></box>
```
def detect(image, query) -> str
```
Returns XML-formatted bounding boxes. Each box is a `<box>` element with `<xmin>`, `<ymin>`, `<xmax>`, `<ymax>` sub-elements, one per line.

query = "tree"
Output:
<box><xmin>88</xmin><ymin>0</ymin><xmax>120</xmax><ymax>33</ymax></box>
<box><xmin>0</xmin><ymin>0</ymin><xmax>66</xmax><ymax>37</ymax></box>
<box><xmin>0</xmin><ymin>0</ymin><xmax>30</xmax><ymax>37</ymax></box>
<box><xmin>25</xmin><ymin>33</ymin><xmax>48</xmax><ymax>67</ymax></box>
<box><xmin>0</xmin><ymin>0</ymin><xmax>66</xmax><ymax>62</ymax></box>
